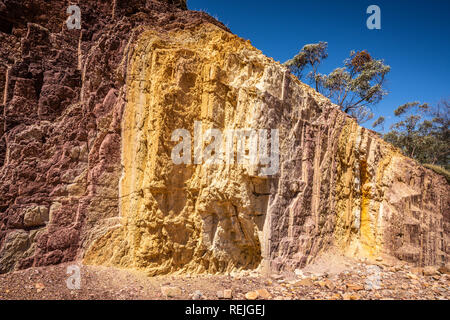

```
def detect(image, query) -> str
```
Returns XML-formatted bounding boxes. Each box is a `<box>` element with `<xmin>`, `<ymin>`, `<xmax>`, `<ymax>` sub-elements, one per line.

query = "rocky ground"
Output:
<box><xmin>0</xmin><ymin>255</ymin><xmax>448</xmax><ymax>300</ymax></box>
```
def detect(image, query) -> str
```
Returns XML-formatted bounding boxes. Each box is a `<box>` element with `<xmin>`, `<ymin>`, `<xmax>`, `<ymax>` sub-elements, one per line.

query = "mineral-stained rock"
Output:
<box><xmin>0</xmin><ymin>0</ymin><xmax>448</xmax><ymax>275</ymax></box>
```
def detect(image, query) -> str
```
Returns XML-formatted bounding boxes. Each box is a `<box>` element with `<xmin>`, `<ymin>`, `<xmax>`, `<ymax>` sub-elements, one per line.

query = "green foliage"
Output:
<box><xmin>381</xmin><ymin>100</ymin><xmax>449</xmax><ymax>172</ymax></box>
<box><xmin>284</xmin><ymin>42</ymin><xmax>328</xmax><ymax>91</ymax></box>
<box><xmin>372</xmin><ymin>116</ymin><xmax>385</xmax><ymax>129</ymax></box>
<box><xmin>284</xmin><ymin>45</ymin><xmax>390</xmax><ymax>124</ymax></box>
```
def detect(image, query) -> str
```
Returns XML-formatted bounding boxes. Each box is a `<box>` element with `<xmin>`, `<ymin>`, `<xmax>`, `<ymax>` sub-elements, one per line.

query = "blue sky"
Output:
<box><xmin>189</xmin><ymin>0</ymin><xmax>450</xmax><ymax>131</ymax></box>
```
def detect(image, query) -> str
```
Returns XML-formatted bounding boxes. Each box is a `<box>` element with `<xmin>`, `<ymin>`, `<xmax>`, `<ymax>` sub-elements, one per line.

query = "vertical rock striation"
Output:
<box><xmin>0</xmin><ymin>1</ymin><xmax>448</xmax><ymax>275</ymax></box>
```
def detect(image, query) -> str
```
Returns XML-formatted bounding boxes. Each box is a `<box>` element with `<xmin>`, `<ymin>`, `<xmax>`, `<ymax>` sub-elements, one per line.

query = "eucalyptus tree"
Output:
<box><xmin>285</xmin><ymin>44</ymin><xmax>390</xmax><ymax>124</ymax></box>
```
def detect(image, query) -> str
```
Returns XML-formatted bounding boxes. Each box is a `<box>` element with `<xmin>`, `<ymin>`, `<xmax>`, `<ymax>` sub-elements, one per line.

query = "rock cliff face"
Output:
<box><xmin>0</xmin><ymin>0</ymin><xmax>448</xmax><ymax>275</ymax></box>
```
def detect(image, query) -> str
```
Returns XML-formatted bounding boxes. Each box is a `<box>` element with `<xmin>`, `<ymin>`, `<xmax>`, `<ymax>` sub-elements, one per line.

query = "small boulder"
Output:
<box><xmin>294</xmin><ymin>269</ymin><xmax>304</xmax><ymax>277</ymax></box>
<box><xmin>256</xmin><ymin>289</ymin><xmax>271</xmax><ymax>299</ymax></box>
<box><xmin>294</xmin><ymin>278</ymin><xmax>314</xmax><ymax>287</ymax></box>
<box><xmin>223</xmin><ymin>289</ymin><xmax>232</xmax><ymax>299</ymax></box>
<box><xmin>161</xmin><ymin>286</ymin><xmax>181</xmax><ymax>298</ymax></box>
<box><xmin>438</xmin><ymin>264</ymin><xmax>450</xmax><ymax>275</ymax></box>
<box><xmin>423</xmin><ymin>266</ymin><xmax>439</xmax><ymax>276</ymax></box>
<box><xmin>23</xmin><ymin>205</ymin><xmax>49</xmax><ymax>228</ymax></box>
<box><xmin>346</xmin><ymin>283</ymin><xmax>364</xmax><ymax>291</ymax></box>
<box><xmin>245</xmin><ymin>291</ymin><xmax>259</xmax><ymax>300</ymax></box>
<box><xmin>192</xmin><ymin>290</ymin><xmax>203</xmax><ymax>300</ymax></box>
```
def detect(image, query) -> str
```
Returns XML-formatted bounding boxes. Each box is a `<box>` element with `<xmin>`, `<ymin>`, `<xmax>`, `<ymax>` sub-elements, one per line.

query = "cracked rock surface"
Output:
<box><xmin>0</xmin><ymin>0</ymin><xmax>448</xmax><ymax>279</ymax></box>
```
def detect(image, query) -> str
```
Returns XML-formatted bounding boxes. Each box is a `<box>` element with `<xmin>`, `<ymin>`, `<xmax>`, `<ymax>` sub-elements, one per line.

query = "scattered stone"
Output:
<box><xmin>249</xmin><ymin>271</ymin><xmax>259</xmax><ymax>278</ymax></box>
<box><xmin>35</xmin><ymin>282</ymin><xmax>45</xmax><ymax>293</ymax></box>
<box><xmin>423</xmin><ymin>266</ymin><xmax>439</xmax><ymax>276</ymax></box>
<box><xmin>411</xmin><ymin>267</ymin><xmax>423</xmax><ymax>275</ymax></box>
<box><xmin>256</xmin><ymin>289</ymin><xmax>271</xmax><ymax>299</ymax></box>
<box><xmin>192</xmin><ymin>290</ymin><xmax>203</xmax><ymax>300</ymax></box>
<box><xmin>438</xmin><ymin>265</ymin><xmax>450</xmax><ymax>275</ymax></box>
<box><xmin>330</xmin><ymin>293</ymin><xmax>342</xmax><ymax>300</ymax></box>
<box><xmin>400</xmin><ymin>283</ymin><xmax>409</xmax><ymax>290</ymax></box>
<box><xmin>245</xmin><ymin>291</ymin><xmax>259</xmax><ymax>300</ymax></box>
<box><xmin>294</xmin><ymin>269</ymin><xmax>304</xmax><ymax>277</ymax></box>
<box><xmin>394</xmin><ymin>265</ymin><xmax>403</xmax><ymax>272</ymax></box>
<box><xmin>161</xmin><ymin>286</ymin><xmax>181</xmax><ymax>298</ymax></box>
<box><xmin>346</xmin><ymin>283</ymin><xmax>364</xmax><ymax>291</ymax></box>
<box><xmin>365</xmin><ymin>281</ymin><xmax>381</xmax><ymax>291</ymax></box>
<box><xmin>217</xmin><ymin>289</ymin><xmax>232</xmax><ymax>299</ymax></box>
<box><xmin>265</xmin><ymin>279</ymin><xmax>273</xmax><ymax>286</ymax></box>
<box><xmin>223</xmin><ymin>289</ymin><xmax>233</xmax><ymax>299</ymax></box>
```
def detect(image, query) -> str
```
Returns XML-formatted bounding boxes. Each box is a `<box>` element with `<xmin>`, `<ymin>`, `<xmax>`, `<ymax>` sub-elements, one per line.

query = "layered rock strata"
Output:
<box><xmin>0</xmin><ymin>0</ymin><xmax>448</xmax><ymax>275</ymax></box>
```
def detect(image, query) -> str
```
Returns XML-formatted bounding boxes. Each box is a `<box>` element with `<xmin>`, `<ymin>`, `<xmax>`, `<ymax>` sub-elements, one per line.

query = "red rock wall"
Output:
<box><xmin>0</xmin><ymin>0</ymin><xmax>226</xmax><ymax>273</ymax></box>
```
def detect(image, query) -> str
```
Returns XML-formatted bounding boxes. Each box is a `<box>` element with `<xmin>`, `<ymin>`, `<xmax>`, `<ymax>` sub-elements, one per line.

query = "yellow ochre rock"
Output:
<box><xmin>84</xmin><ymin>23</ymin><xmax>449</xmax><ymax>275</ymax></box>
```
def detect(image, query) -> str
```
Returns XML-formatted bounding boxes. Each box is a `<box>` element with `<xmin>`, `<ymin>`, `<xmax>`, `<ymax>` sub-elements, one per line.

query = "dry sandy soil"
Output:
<box><xmin>0</xmin><ymin>253</ymin><xmax>448</xmax><ymax>300</ymax></box>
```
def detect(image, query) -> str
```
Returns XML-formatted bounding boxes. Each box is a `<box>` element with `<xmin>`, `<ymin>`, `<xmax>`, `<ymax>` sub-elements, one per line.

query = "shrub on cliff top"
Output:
<box><xmin>374</xmin><ymin>99</ymin><xmax>449</xmax><ymax>175</ymax></box>
<box><xmin>285</xmin><ymin>44</ymin><xmax>390</xmax><ymax>124</ymax></box>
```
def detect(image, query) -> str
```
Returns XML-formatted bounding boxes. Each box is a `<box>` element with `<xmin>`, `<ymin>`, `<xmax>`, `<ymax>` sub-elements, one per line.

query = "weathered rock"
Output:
<box><xmin>192</xmin><ymin>290</ymin><xmax>203</xmax><ymax>300</ymax></box>
<box><xmin>223</xmin><ymin>289</ymin><xmax>233</xmax><ymax>299</ymax></box>
<box><xmin>23</xmin><ymin>206</ymin><xmax>49</xmax><ymax>228</ymax></box>
<box><xmin>294</xmin><ymin>278</ymin><xmax>314</xmax><ymax>287</ymax></box>
<box><xmin>346</xmin><ymin>283</ymin><xmax>364</xmax><ymax>291</ymax></box>
<box><xmin>294</xmin><ymin>269</ymin><xmax>304</xmax><ymax>277</ymax></box>
<box><xmin>256</xmin><ymin>288</ymin><xmax>272</xmax><ymax>299</ymax></box>
<box><xmin>83</xmin><ymin>22</ymin><xmax>449</xmax><ymax>275</ymax></box>
<box><xmin>217</xmin><ymin>289</ymin><xmax>233</xmax><ymax>299</ymax></box>
<box><xmin>318</xmin><ymin>279</ymin><xmax>335</xmax><ymax>290</ymax></box>
<box><xmin>423</xmin><ymin>266</ymin><xmax>439</xmax><ymax>276</ymax></box>
<box><xmin>438</xmin><ymin>264</ymin><xmax>450</xmax><ymax>275</ymax></box>
<box><xmin>0</xmin><ymin>0</ymin><xmax>228</xmax><ymax>273</ymax></box>
<box><xmin>0</xmin><ymin>230</ymin><xmax>31</xmax><ymax>273</ymax></box>
<box><xmin>0</xmin><ymin>0</ymin><xmax>448</xmax><ymax>277</ymax></box>
<box><xmin>34</xmin><ymin>282</ymin><xmax>45</xmax><ymax>293</ymax></box>
<box><xmin>343</xmin><ymin>293</ymin><xmax>360</xmax><ymax>300</ymax></box>
<box><xmin>407</xmin><ymin>273</ymin><xmax>419</xmax><ymax>280</ymax></box>
<box><xmin>411</xmin><ymin>267</ymin><xmax>424</xmax><ymax>275</ymax></box>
